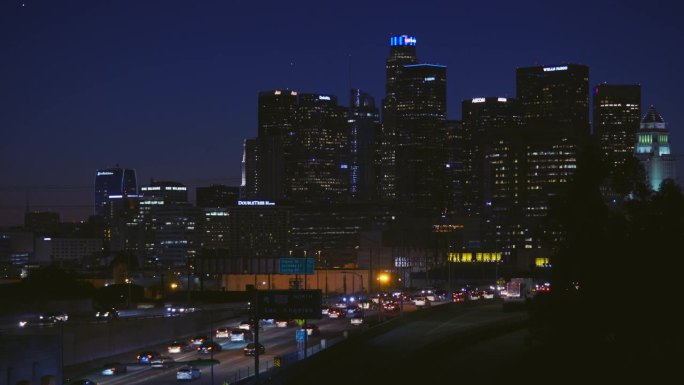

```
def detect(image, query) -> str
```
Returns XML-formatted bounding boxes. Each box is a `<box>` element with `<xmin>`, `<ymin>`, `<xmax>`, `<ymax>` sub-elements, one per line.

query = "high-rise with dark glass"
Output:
<box><xmin>593</xmin><ymin>83</ymin><xmax>641</xmax><ymax>170</ymax></box>
<box><xmin>94</xmin><ymin>167</ymin><xmax>137</xmax><ymax>217</ymax></box>
<box><xmin>512</xmin><ymin>64</ymin><xmax>589</xmax><ymax>257</ymax></box>
<box><xmin>290</xmin><ymin>93</ymin><xmax>348</xmax><ymax>203</ymax></box>
<box><xmin>348</xmin><ymin>89</ymin><xmax>381</xmax><ymax>201</ymax></box>
<box><xmin>461</xmin><ymin>97</ymin><xmax>525</xmax><ymax>254</ymax></box>
<box><xmin>243</xmin><ymin>90</ymin><xmax>298</xmax><ymax>201</ymax></box>
<box><xmin>516</xmin><ymin>64</ymin><xmax>589</xmax><ymax>219</ymax></box>
<box><xmin>382</xmin><ymin>35</ymin><xmax>448</xmax><ymax>215</ymax></box>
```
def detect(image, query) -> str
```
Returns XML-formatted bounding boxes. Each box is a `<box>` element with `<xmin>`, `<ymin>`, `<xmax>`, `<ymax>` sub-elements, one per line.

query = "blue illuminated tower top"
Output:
<box><xmin>390</xmin><ymin>35</ymin><xmax>417</xmax><ymax>46</ymax></box>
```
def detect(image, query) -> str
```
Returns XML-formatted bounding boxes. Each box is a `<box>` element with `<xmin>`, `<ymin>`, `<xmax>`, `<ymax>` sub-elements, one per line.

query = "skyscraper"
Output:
<box><xmin>382</xmin><ymin>35</ymin><xmax>448</xmax><ymax>215</ymax></box>
<box><xmin>516</xmin><ymin>64</ymin><xmax>589</xmax><ymax>218</ymax></box>
<box><xmin>243</xmin><ymin>90</ymin><xmax>299</xmax><ymax>201</ymax></box>
<box><xmin>635</xmin><ymin>106</ymin><xmax>677</xmax><ymax>191</ymax></box>
<box><xmin>94</xmin><ymin>167</ymin><xmax>137</xmax><ymax>216</ymax></box>
<box><xmin>593</xmin><ymin>83</ymin><xmax>641</xmax><ymax>169</ymax></box>
<box><xmin>289</xmin><ymin>93</ymin><xmax>348</xmax><ymax>203</ymax></box>
<box><xmin>348</xmin><ymin>89</ymin><xmax>381</xmax><ymax>201</ymax></box>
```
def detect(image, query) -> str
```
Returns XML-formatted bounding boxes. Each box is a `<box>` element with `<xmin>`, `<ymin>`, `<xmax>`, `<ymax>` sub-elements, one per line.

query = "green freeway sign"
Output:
<box><xmin>279</xmin><ymin>258</ymin><xmax>314</xmax><ymax>274</ymax></box>
<box><xmin>256</xmin><ymin>289</ymin><xmax>322</xmax><ymax>319</ymax></box>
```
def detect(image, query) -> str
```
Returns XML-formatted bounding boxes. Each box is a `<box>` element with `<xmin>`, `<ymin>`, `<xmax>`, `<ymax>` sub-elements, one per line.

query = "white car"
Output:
<box><xmin>230</xmin><ymin>329</ymin><xmax>252</xmax><ymax>342</ymax></box>
<box><xmin>413</xmin><ymin>297</ymin><xmax>429</xmax><ymax>307</ymax></box>
<box><xmin>176</xmin><ymin>366</ymin><xmax>201</xmax><ymax>381</ymax></box>
<box><xmin>238</xmin><ymin>320</ymin><xmax>252</xmax><ymax>330</ymax></box>
<box><xmin>215</xmin><ymin>327</ymin><xmax>230</xmax><ymax>338</ymax></box>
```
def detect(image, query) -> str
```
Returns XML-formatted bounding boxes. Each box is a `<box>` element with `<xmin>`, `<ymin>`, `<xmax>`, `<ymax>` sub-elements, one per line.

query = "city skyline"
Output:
<box><xmin>2</xmin><ymin>0</ymin><xmax>683</xmax><ymax>225</ymax></box>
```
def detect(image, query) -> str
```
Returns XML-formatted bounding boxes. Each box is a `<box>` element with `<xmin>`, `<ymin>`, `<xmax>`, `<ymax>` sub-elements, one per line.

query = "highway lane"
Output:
<box><xmin>65</xmin><ymin>308</ymin><xmax>383</xmax><ymax>385</ymax></box>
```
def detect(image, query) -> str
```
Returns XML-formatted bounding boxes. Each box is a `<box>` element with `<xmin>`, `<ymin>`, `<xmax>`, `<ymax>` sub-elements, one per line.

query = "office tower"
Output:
<box><xmin>289</xmin><ymin>93</ymin><xmax>348</xmax><ymax>203</ymax></box>
<box><xmin>517</xmin><ymin>64</ymin><xmax>590</xmax><ymax>140</ymax></box>
<box><xmin>462</xmin><ymin>97</ymin><xmax>525</xmax><ymax>221</ymax></box>
<box><xmin>94</xmin><ymin>166</ymin><xmax>137</xmax><ymax>217</ymax></box>
<box><xmin>635</xmin><ymin>106</ymin><xmax>677</xmax><ymax>191</ymax></box>
<box><xmin>196</xmin><ymin>184</ymin><xmax>239</xmax><ymax>208</ymax></box>
<box><xmin>381</xmin><ymin>35</ymin><xmax>419</xmax><ymax>200</ymax></box>
<box><xmin>243</xmin><ymin>90</ymin><xmax>298</xmax><ymax>201</ymax></box>
<box><xmin>461</xmin><ymin>98</ymin><xmax>526</xmax><ymax>254</ymax></box>
<box><xmin>139</xmin><ymin>181</ymin><xmax>199</xmax><ymax>267</ymax></box>
<box><xmin>516</xmin><ymin>64</ymin><xmax>589</xmax><ymax>218</ymax></box>
<box><xmin>348</xmin><ymin>89</ymin><xmax>381</xmax><ymax>201</ymax></box>
<box><xmin>382</xmin><ymin>35</ymin><xmax>448</xmax><ymax>215</ymax></box>
<box><xmin>593</xmin><ymin>83</ymin><xmax>641</xmax><ymax>169</ymax></box>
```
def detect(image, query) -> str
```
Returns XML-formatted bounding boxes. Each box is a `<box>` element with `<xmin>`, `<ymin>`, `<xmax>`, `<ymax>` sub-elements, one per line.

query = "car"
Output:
<box><xmin>176</xmin><ymin>366</ymin><xmax>201</xmax><ymax>381</ymax></box>
<box><xmin>275</xmin><ymin>319</ymin><xmax>293</xmax><ymax>328</ymax></box>
<box><xmin>94</xmin><ymin>308</ymin><xmax>119</xmax><ymax>321</ymax></box>
<box><xmin>238</xmin><ymin>320</ymin><xmax>253</xmax><ymax>330</ymax></box>
<box><xmin>151</xmin><ymin>356</ymin><xmax>175</xmax><ymax>368</ymax></box>
<box><xmin>215</xmin><ymin>327</ymin><xmax>230</xmax><ymax>338</ymax></box>
<box><xmin>101</xmin><ymin>362</ymin><xmax>127</xmax><ymax>376</ymax></box>
<box><xmin>327</xmin><ymin>309</ymin><xmax>345</xmax><ymax>319</ymax></box>
<box><xmin>350</xmin><ymin>312</ymin><xmax>364</xmax><ymax>325</ymax></box>
<box><xmin>302</xmin><ymin>324</ymin><xmax>320</xmax><ymax>336</ymax></box>
<box><xmin>190</xmin><ymin>335</ymin><xmax>208</xmax><ymax>346</ymax></box>
<box><xmin>452</xmin><ymin>292</ymin><xmax>465</xmax><ymax>302</ymax></box>
<box><xmin>243</xmin><ymin>342</ymin><xmax>265</xmax><ymax>356</ymax></box>
<box><xmin>168</xmin><ymin>340</ymin><xmax>192</xmax><ymax>354</ymax></box>
<box><xmin>136</xmin><ymin>351</ymin><xmax>161</xmax><ymax>364</ymax></box>
<box><xmin>197</xmin><ymin>341</ymin><xmax>222</xmax><ymax>354</ymax></box>
<box><xmin>230</xmin><ymin>329</ymin><xmax>253</xmax><ymax>342</ymax></box>
<box><xmin>413</xmin><ymin>296</ymin><xmax>428</xmax><ymax>306</ymax></box>
<box><xmin>70</xmin><ymin>379</ymin><xmax>97</xmax><ymax>385</ymax></box>
<box><xmin>40</xmin><ymin>311</ymin><xmax>68</xmax><ymax>323</ymax></box>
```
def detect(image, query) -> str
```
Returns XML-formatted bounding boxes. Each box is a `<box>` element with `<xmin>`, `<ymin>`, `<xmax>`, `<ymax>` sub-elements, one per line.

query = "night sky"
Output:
<box><xmin>1</xmin><ymin>0</ymin><xmax>683</xmax><ymax>226</ymax></box>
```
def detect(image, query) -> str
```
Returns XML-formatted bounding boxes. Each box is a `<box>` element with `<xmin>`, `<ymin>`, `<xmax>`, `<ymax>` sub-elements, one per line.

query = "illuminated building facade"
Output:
<box><xmin>635</xmin><ymin>106</ymin><xmax>677</xmax><ymax>191</ymax></box>
<box><xmin>382</xmin><ymin>35</ymin><xmax>449</xmax><ymax>215</ymax></box>
<box><xmin>381</xmin><ymin>34</ymin><xmax>420</xmax><ymax>200</ymax></box>
<box><xmin>462</xmin><ymin>97</ymin><xmax>525</xmax><ymax>253</ymax></box>
<box><xmin>199</xmin><ymin>200</ymin><xmax>292</xmax><ymax>274</ymax></box>
<box><xmin>593</xmin><ymin>83</ymin><xmax>641</xmax><ymax>169</ymax></box>
<box><xmin>516</xmin><ymin>64</ymin><xmax>589</xmax><ymax>220</ymax></box>
<box><xmin>139</xmin><ymin>181</ymin><xmax>199</xmax><ymax>267</ymax></box>
<box><xmin>94</xmin><ymin>167</ymin><xmax>137</xmax><ymax>217</ymax></box>
<box><xmin>289</xmin><ymin>93</ymin><xmax>349</xmax><ymax>204</ymax></box>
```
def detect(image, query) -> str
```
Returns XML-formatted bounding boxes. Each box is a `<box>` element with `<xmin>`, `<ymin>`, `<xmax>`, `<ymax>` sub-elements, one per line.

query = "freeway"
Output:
<box><xmin>63</xmin><ymin>304</ymin><xmax>397</xmax><ymax>385</ymax></box>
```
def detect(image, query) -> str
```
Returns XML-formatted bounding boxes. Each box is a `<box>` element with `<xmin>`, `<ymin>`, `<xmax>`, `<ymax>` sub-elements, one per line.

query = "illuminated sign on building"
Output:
<box><xmin>543</xmin><ymin>66</ymin><xmax>568</xmax><ymax>72</ymax></box>
<box><xmin>318</xmin><ymin>95</ymin><xmax>331</xmax><ymax>101</ymax></box>
<box><xmin>237</xmin><ymin>200</ymin><xmax>276</xmax><ymax>206</ymax></box>
<box><xmin>448</xmin><ymin>252</ymin><xmax>502</xmax><ymax>263</ymax></box>
<box><xmin>472</xmin><ymin>98</ymin><xmax>485</xmax><ymax>103</ymax></box>
<box><xmin>424</xmin><ymin>76</ymin><xmax>435</xmax><ymax>81</ymax></box>
<box><xmin>390</xmin><ymin>35</ymin><xmax>417</xmax><ymax>46</ymax></box>
<box><xmin>432</xmin><ymin>224</ymin><xmax>464</xmax><ymax>233</ymax></box>
<box><xmin>96</xmin><ymin>171</ymin><xmax>114</xmax><ymax>176</ymax></box>
<box><xmin>535</xmin><ymin>257</ymin><xmax>551</xmax><ymax>267</ymax></box>
<box><xmin>497</xmin><ymin>97</ymin><xmax>507</xmax><ymax>102</ymax></box>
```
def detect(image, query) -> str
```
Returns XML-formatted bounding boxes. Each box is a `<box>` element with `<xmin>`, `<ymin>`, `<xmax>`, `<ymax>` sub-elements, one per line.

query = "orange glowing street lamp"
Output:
<box><xmin>377</xmin><ymin>272</ymin><xmax>390</xmax><ymax>292</ymax></box>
